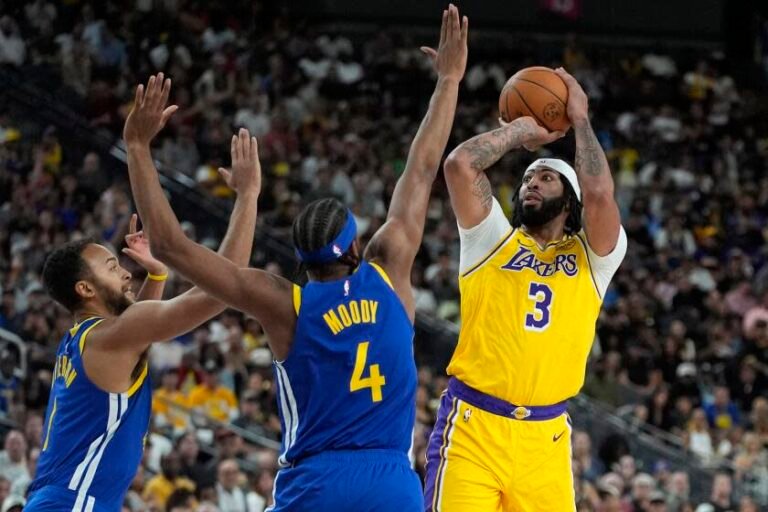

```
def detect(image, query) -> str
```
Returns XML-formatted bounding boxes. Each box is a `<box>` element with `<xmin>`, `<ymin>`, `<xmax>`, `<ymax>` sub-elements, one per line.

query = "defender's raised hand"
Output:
<box><xmin>420</xmin><ymin>3</ymin><xmax>468</xmax><ymax>82</ymax></box>
<box><xmin>218</xmin><ymin>128</ymin><xmax>262</xmax><ymax>197</ymax></box>
<box><xmin>123</xmin><ymin>73</ymin><xmax>179</xmax><ymax>146</ymax></box>
<box><xmin>122</xmin><ymin>213</ymin><xmax>167</xmax><ymax>275</ymax></box>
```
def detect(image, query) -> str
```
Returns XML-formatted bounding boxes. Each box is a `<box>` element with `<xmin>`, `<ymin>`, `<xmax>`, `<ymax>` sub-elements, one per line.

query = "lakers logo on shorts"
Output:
<box><xmin>512</xmin><ymin>406</ymin><xmax>531</xmax><ymax>420</ymax></box>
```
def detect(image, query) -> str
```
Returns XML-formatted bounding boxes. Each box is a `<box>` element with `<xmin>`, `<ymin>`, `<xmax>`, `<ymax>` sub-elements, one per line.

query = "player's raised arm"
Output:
<box><xmin>364</xmin><ymin>4</ymin><xmax>466</xmax><ymax>316</ymax></box>
<box><xmin>555</xmin><ymin>67</ymin><xmax>621</xmax><ymax>256</ymax></box>
<box><xmin>89</xmin><ymin>126</ymin><xmax>262</xmax><ymax>355</ymax></box>
<box><xmin>121</xmin><ymin>74</ymin><xmax>294</xmax><ymax>358</ymax></box>
<box><xmin>444</xmin><ymin>117</ymin><xmax>564</xmax><ymax>230</ymax></box>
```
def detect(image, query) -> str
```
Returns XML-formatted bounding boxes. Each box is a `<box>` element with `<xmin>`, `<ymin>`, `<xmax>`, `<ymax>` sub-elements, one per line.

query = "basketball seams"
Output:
<box><xmin>508</xmin><ymin>85</ymin><xmax>551</xmax><ymax>131</ymax></box>
<box><xmin>513</xmin><ymin>77</ymin><xmax>567</xmax><ymax>106</ymax></box>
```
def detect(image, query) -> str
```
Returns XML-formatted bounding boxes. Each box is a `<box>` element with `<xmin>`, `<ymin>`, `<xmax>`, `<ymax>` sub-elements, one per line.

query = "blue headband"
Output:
<box><xmin>295</xmin><ymin>210</ymin><xmax>357</xmax><ymax>264</ymax></box>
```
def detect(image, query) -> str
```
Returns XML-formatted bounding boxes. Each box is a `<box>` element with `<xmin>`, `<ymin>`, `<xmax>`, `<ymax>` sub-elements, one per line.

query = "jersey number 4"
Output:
<box><xmin>350</xmin><ymin>341</ymin><xmax>386</xmax><ymax>402</ymax></box>
<box><xmin>525</xmin><ymin>282</ymin><xmax>553</xmax><ymax>331</ymax></box>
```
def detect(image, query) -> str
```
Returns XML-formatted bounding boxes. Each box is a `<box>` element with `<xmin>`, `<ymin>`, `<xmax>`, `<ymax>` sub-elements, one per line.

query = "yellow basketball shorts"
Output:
<box><xmin>423</xmin><ymin>378</ymin><xmax>575</xmax><ymax>512</ymax></box>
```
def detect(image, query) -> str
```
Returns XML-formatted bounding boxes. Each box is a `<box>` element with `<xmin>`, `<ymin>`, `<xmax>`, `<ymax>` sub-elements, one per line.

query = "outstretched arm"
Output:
<box><xmin>364</xmin><ymin>4</ymin><xmax>467</xmax><ymax>318</ymax></box>
<box><xmin>89</xmin><ymin>127</ymin><xmax>262</xmax><ymax>356</ymax></box>
<box><xmin>555</xmin><ymin>68</ymin><xmax>621</xmax><ymax>255</ymax></box>
<box><xmin>120</xmin><ymin>74</ymin><xmax>294</xmax><ymax>358</ymax></box>
<box><xmin>444</xmin><ymin>117</ymin><xmax>564</xmax><ymax>229</ymax></box>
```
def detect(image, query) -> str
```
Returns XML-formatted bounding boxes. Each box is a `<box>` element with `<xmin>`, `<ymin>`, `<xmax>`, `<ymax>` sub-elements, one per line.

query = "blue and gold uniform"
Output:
<box><xmin>424</xmin><ymin>195</ymin><xmax>626</xmax><ymax>512</ymax></box>
<box><xmin>27</xmin><ymin>317</ymin><xmax>152</xmax><ymax>512</ymax></box>
<box><xmin>269</xmin><ymin>260</ymin><xmax>421</xmax><ymax>511</ymax></box>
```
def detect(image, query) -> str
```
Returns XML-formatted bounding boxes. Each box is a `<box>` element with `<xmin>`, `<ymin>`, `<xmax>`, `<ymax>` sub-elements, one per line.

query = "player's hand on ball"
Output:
<box><xmin>122</xmin><ymin>213</ymin><xmax>167</xmax><ymax>275</ymax></box>
<box><xmin>554</xmin><ymin>67</ymin><xmax>589</xmax><ymax>125</ymax></box>
<box><xmin>124</xmin><ymin>73</ymin><xmax>179</xmax><ymax>145</ymax></box>
<box><xmin>420</xmin><ymin>3</ymin><xmax>468</xmax><ymax>82</ymax></box>
<box><xmin>219</xmin><ymin>128</ymin><xmax>262</xmax><ymax>197</ymax></box>
<box><xmin>500</xmin><ymin>116</ymin><xmax>565</xmax><ymax>152</ymax></box>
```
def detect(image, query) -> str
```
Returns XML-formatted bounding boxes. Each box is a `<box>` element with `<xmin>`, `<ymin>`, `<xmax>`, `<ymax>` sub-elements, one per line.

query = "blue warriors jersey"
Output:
<box><xmin>275</xmin><ymin>261</ymin><xmax>416</xmax><ymax>466</ymax></box>
<box><xmin>28</xmin><ymin>317</ymin><xmax>152</xmax><ymax>512</ymax></box>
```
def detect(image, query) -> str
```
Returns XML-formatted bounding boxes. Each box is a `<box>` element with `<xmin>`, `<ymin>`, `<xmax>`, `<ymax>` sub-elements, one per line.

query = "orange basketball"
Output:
<box><xmin>499</xmin><ymin>66</ymin><xmax>570</xmax><ymax>132</ymax></box>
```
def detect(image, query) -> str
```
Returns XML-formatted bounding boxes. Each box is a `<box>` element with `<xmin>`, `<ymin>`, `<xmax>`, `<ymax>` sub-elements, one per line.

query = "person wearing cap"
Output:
<box><xmin>648</xmin><ymin>491</ymin><xmax>668</xmax><ymax>512</ymax></box>
<box><xmin>123</xmin><ymin>7</ymin><xmax>468</xmax><ymax>511</ymax></box>
<box><xmin>430</xmin><ymin>68</ymin><xmax>627</xmax><ymax>511</ymax></box>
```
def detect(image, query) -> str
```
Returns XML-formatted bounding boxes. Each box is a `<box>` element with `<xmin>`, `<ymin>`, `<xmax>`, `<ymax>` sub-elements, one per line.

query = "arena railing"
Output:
<box><xmin>152</xmin><ymin>394</ymin><xmax>281</xmax><ymax>453</ymax></box>
<box><xmin>0</xmin><ymin>328</ymin><xmax>27</xmax><ymax>378</ymax></box>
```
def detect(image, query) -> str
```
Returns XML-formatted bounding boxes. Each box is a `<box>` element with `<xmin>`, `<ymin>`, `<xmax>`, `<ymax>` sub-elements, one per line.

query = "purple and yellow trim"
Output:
<box><xmin>448</xmin><ymin>378</ymin><xmax>567</xmax><ymax>421</ymax></box>
<box><xmin>424</xmin><ymin>395</ymin><xmax>460</xmax><ymax>511</ymax></box>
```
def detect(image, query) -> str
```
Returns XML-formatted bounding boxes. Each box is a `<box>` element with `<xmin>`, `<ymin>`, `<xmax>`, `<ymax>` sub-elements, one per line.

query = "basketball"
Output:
<box><xmin>499</xmin><ymin>66</ymin><xmax>570</xmax><ymax>132</ymax></box>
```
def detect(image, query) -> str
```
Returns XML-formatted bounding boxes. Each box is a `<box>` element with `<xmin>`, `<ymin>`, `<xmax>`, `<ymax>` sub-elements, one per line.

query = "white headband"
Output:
<box><xmin>524</xmin><ymin>158</ymin><xmax>581</xmax><ymax>201</ymax></box>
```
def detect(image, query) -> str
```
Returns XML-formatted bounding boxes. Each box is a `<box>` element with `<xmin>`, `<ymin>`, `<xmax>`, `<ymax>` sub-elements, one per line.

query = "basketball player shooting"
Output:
<box><xmin>424</xmin><ymin>68</ymin><xmax>627</xmax><ymax>511</ymax></box>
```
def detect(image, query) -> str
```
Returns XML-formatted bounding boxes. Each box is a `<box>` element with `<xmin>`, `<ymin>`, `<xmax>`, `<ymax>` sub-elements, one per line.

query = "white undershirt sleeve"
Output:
<box><xmin>458</xmin><ymin>198</ymin><xmax>513</xmax><ymax>275</ymax></box>
<box><xmin>581</xmin><ymin>226</ymin><xmax>627</xmax><ymax>298</ymax></box>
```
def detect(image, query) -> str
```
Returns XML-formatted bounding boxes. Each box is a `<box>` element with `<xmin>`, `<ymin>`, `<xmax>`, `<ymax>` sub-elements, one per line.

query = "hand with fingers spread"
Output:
<box><xmin>554</xmin><ymin>67</ymin><xmax>589</xmax><ymax>125</ymax></box>
<box><xmin>218</xmin><ymin>128</ymin><xmax>262</xmax><ymax>197</ymax></box>
<box><xmin>122</xmin><ymin>213</ymin><xmax>168</xmax><ymax>275</ymax></box>
<box><xmin>499</xmin><ymin>116</ymin><xmax>566</xmax><ymax>152</ymax></box>
<box><xmin>420</xmin><ymin>3</ymin><xmax>468</xmax><ymax>82</ymax></box>
<box><xmin>123</xmin><ymin>72</ymin><xmax>179</xmax><ymax>146</ymax></box>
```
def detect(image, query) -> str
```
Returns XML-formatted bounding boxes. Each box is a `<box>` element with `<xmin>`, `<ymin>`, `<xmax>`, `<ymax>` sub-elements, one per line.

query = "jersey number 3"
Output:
<box><xmin>350</xmin><ymin>341</ymin><xmax>386</xmax><ymax>402</ymax></box>
<box><xmin>525</xmin><ymin>282</ymin><xmax>553</xmax><ymax>331</ymax></box>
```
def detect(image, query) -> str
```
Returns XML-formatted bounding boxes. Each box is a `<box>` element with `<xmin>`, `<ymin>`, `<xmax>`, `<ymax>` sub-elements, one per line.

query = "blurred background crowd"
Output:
<box><xmin>1</xmin><ymin>1</ymin><xmax>768</xmax><ymax>511</ymax></box>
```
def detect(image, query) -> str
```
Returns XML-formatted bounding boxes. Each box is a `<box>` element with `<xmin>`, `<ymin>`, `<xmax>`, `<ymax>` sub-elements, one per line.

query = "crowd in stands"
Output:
<box><xmin>1</xmin><ymin>1</ymin><xmax>768</xmax><ymax>511</ymax></box>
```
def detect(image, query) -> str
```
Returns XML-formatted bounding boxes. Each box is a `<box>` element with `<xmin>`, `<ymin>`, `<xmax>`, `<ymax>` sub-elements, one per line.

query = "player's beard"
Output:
<box><xmin>93</xmin><ymin>277</ymin><xmax>134</xmax><ymax>315</ymax></box>
<box><xmin>519</xmin><ymin>192</ymin><xmax>568</xmax><ymax>228</ymax></box>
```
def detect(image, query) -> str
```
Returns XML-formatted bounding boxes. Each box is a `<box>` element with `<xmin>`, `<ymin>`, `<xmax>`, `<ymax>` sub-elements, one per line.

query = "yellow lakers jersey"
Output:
<box><xmin>448</xmin><ymin>228</ymin><xmax>603</xmax><ymax>406</ymax></box>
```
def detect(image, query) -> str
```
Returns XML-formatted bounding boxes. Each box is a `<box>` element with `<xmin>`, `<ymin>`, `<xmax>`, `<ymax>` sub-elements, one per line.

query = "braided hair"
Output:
<box><xmin>292</xmin><ymin>198</ymin><xmax>358</xmax><ymax>281</ymax></box>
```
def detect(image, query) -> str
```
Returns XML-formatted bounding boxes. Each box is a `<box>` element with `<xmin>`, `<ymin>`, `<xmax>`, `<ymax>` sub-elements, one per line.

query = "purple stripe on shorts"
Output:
<box><xmin>448</xmin><ymin>378</ymin><xmax>567</xmax><ymax>420</ymax></box>
<box><xmin>423</xmin><ymin>392</ymin><xmax>458</xmax><ymax>512</ymax></box>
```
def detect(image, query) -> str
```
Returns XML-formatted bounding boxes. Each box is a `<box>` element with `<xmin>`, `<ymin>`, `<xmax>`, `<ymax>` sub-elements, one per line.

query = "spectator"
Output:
<box><xmin>701</xmin><ymin>472</ymin><xmax>736</xmax><ymax>512</ymax></box>
<box><xmin>142</xmin><ymin>452</ymin><xmax>196</xmax><ymax>511</ymax></box>
<box><xmin>687</xmin><ymin>408</ymin><xmax>715</xmax><ymax>462</ymax></box>
<box><xmin>232</xmin><ymin>390</ymin><xmax>271</xmax><ymax>440</ymax></box>
<box><xmin>0</xmin><ymin>495</ymin><xmax>24</xmax><ymax>512</ymax></box>
<box><xmin>703</xmin><ymin>386</ymin><xmax>741</xmax><ymax>431</ymax></box>
<box><xmin>0</xmin><ymin>477</ymin><xmax>9</xmax><ymax>509</ymax></box>
<box><xmin>152</xmin><ymin>369</ymin><xmax>190</xmax><ymax>434</ymax></box>
<box><xmin>0</xmin><ymin>16</ymin><xmax>26</xmax><ymax>66</ymax></box>
<box><xmin>628</xmin><ymin>473</ymin><xmax>656</xmax><ymax>511</ymax></box>
<box><xmin>10</xmin><ymin>446</ymin><xmax>38</xmax><ymax>497</ymax></box>
<box><xmin>165</xmin><ymin>488</ymin><xmax>197</xmax><ymax>512</ymax></box>
<box><xmin>24</xmin><ymin>412</ymin><xmax>43</xmax><ymax>450</ymax></box>
<box><xmin>649</xmin><ymin>491</ymin><xmax>668</xmax><ymax>512</ymax></box>
<box><xmin>0</xmin><ymin>291</ymin><xmax>23</xmax><ymax>334</ymax></box>
<box><xmin>0</xmin><ymin>431</ymin><xmax>26</xmax><ymax>483</ymax></box>
<box><xmin>187</xmin><ymin>361</ymin><xmax>238</xmax><ymax>423</ymax></box>
<box><xmin>573</xmin><ymin>430</ymin><xmax>606</xmax><ymax>483</ymax></box>
<box><xmin>0</xmin><ymin>349</ymin><xmax>21</xmax><ymax>418</ymax></box>
<box><xmin>216</xmin><ymin>459</ymin><xmax>248</xmax><ymax>512</ymax></box>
